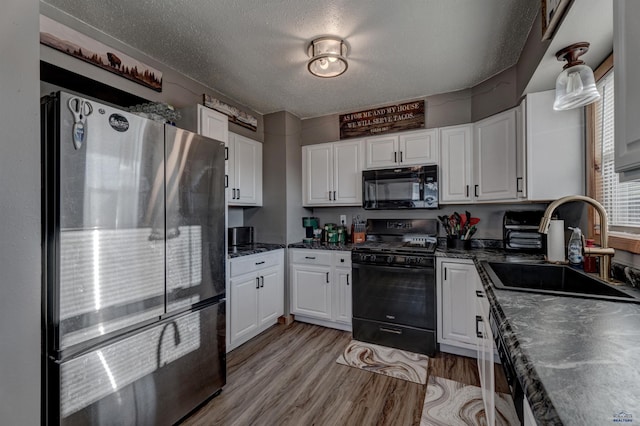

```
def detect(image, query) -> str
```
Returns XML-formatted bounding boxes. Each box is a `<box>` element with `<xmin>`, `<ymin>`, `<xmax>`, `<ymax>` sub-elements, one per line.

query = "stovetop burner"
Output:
<box><xmin>351</xmin><ymin>218</ymin><xmax>439</xmax><ymax>256</ymax></box>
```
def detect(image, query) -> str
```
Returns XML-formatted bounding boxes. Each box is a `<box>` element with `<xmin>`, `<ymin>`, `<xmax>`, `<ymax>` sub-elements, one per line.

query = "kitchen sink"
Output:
<box><xmin>483</xmin><ymin>261</ymin><xmax>640</xmax><ymax>303</ymax></box>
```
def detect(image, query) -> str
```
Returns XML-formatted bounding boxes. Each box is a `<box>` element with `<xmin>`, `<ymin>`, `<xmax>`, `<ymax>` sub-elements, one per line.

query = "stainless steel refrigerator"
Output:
<box><xmin>41</xmin><ymin>91</ymin><xmax>226</xmax><ymax>425</ymax></box>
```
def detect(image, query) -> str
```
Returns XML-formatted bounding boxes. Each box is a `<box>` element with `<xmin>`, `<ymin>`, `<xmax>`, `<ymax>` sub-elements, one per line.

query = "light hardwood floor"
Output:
<box><xmin>181</xmin><ymin>322</ymin><xmax>508</xmax><ymax>426</ymax></box>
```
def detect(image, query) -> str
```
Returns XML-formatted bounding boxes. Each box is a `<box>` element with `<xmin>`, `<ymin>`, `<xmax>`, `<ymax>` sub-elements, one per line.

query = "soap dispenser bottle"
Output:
<box><xmin>567</xmin><ymin>227</ymin><xmax>584</xmax><ymax>267</ymax></box>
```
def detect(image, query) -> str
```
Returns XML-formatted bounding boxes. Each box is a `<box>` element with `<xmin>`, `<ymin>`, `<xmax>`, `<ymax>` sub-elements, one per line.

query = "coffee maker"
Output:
<box><xmin>302</xmin><ymin>217</ymin><xmax>319</xmax><ymax>243</ymax></box>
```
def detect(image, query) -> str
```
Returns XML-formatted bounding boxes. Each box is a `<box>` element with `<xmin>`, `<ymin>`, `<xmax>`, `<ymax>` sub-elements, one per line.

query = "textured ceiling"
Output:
<box><xmin>42</xmin><ymin>0</ymin><xmax>538</xmax><ymax>118</ymax></box>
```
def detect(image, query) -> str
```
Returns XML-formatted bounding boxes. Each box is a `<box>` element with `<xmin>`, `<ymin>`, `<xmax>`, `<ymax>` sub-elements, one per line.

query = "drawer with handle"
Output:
<box><xmin>229</xmin><ymin>250</ymin><xmax>282</xmax><ymax>278</ymax></box>
<box><xmin>290</xmin><ymin>249</ymin><xmax>333</xmax><ymax>266</ymax></box>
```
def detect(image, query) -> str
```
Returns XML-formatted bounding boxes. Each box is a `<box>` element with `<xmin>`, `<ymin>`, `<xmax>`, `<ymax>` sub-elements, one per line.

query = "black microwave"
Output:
<box><xmin>362</xmin><ymin>165</ymin><xmax>438</xmax><ymax>209</ymax></box>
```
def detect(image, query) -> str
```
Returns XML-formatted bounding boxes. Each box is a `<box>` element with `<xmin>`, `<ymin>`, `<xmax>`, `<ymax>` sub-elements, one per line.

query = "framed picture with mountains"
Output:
<box><xmin>40</xmin><ymin>15</ymin><xmax>163</xmax><ymax>92</ymax></box>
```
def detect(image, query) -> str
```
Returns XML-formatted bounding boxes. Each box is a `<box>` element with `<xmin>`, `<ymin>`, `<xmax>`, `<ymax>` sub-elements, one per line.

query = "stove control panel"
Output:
<box><xmin>352</xmin><ymin>253</ymin><xmax>434</xmax><ymax>268</ymax></box>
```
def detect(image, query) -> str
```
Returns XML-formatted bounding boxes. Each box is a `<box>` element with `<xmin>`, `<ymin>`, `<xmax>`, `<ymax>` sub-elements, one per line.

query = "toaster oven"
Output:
<box><xmin>503</xmin><ymin>210</ymin><xmax>545</xmax><ymax>252</ymax></box>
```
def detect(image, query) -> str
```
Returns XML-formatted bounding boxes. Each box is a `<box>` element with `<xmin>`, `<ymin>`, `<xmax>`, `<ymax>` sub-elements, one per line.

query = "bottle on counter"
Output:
<box><xmin>583</xmin><ymin>238</ymin><xmax>598</xmax><ymax>273</ymax></box>
<box><xmin>567</xmin><ymin>227</ymin><xmax>584</xmax><ymax>267</ymax></box>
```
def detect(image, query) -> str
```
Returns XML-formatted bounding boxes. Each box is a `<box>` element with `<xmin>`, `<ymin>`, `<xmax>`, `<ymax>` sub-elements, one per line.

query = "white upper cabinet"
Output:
<box><xmin>439</xmin><ymin>124</ymin><xmax>473</xmax><ymax>203</ymax></box>
<box><xmin>521</xmin><ymin>90</ymin><xmax>584</xmax><ymax>200</ymax></box>
<box><xmin>473</xmin><ymin>109</ymin><xmax>518</xmax><ymax>201</ymax></box>
<box><xmin>614</xmin><ymin>0</ymin><xmax>640</xmax><ymax>181</ymax></box>
<box><xmin>364</xmin><ymin>129</ymin><xmax>438</xmax><ymax>169</ymax></box>
<box><xmin>302</xmin><ymin>140</ymin><xmax>363</xmax><ymax>206</ymax></box>
<box><xmin>228</xmin><ymin>132</ymin><xmax>262</xmax><ymax>206</ymax></box>
<box><xmin>198</xmin><ymin>105</ymin><xmax>229</xmax><ymax>143</ymax></box>
<box><xmin>334</xmin><ymin>141</ymin><xmax>363</xmax><ymax>204</ymax></box>
<box><xmin>399</xmin><ymin>129</ymin><xmax>439</xmax><ymax>165</ymax></box>
<box><xmin>178</xmin><ymin>104</ymin><xmax>229</xmax><ymax>144</ymax></box>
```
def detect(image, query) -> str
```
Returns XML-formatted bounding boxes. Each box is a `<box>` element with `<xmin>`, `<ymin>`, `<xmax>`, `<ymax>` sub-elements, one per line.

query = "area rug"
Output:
<box><xmin>421</xmin><ymin>376</ymin><xmax>520</xmax><ymax>426</ymax></box>
<box><xmin>335</xmin><ymin>340</ymin><xmax>429</xmax><ymax>384</ymax></box>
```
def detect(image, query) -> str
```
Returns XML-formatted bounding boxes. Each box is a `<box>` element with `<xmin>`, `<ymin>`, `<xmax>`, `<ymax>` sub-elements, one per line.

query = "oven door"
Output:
<box><xmin>351</xmin><ymin>261</ymin><xmax>435</xmax><ymax>329</ymax></box>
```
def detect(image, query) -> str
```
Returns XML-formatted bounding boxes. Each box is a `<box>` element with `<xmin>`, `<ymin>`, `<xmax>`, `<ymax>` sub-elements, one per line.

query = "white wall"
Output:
<box><xmin>0</xmin><ymin>0</ymin><xmax>42</xmax><ymax>424</ymax></box>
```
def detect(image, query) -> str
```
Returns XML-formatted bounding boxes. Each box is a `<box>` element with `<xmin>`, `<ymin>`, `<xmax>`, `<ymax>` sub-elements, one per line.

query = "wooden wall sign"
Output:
<box><xmin>339</xmin><ymin>100</ymin><xmax>425</xmax><ymax>139</ymax></box>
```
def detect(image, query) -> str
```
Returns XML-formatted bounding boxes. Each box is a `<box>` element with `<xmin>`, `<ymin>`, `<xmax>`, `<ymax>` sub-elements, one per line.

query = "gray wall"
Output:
<box><xmin>283</xmin><ymin>112</ymin><xmax>309</xmax><ymax>244</ymax></box>
<box><xmin>301</xmin><ymin>91</ymin><xmax>473</xmax><ymax>146</ymax></box>
<box><xmin>311</xmin><ymin>203</ymin><xmax>547</xmax><ymax>241</ymax></box>
<box><xmin>0</xmin><ymin>0</ymin><xmax>41</xmax><ymax>424</ymax></box>
<box><xmin>246</xmin><ymin>111</ymin><xmax>308</xmax><ymax>244</ymax></box>
<box><xmin>471</xmin><ymin>66</ymin><xmax>518</xmax><ymax>122</ymax></box>
<box><xmin>246</xmin><ymin>112</ymin><xmax>288</xmax><ymax>243</ymax></box>
<box><xmin>516</xmin><ymin>12</ymin><xmax>552</xmax><ymax>98</ymax></box>
<box><xmin>40</xmin><ymin>3</ymin><xmax>264</xmax><ymax>142</ymax></box>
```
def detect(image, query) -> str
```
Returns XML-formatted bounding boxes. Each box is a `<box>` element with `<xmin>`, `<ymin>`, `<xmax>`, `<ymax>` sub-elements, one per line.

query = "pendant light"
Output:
<box><xmin>307</xmin><ymin>37</ymin><xmax>348</xmax><ymax>78</ymax></box>
<box><xmin>553</xmin><ymin>42</ymin><xmax>601</xmax><ymax>110</ymax></box>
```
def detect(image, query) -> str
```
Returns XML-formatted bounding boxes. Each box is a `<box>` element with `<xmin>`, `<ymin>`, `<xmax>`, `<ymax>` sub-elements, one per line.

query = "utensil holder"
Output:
<box><xmin>447</xmin><ymin>237</ymin><xmax>471</xmax><ymax>250</ymax></box>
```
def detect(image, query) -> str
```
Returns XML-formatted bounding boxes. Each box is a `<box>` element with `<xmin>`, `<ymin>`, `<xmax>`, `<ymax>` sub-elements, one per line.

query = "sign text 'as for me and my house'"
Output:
<box><xmin>339</xmin><ymin>100</ymin><xmax>425</xmax><ymax>139</ymax></box>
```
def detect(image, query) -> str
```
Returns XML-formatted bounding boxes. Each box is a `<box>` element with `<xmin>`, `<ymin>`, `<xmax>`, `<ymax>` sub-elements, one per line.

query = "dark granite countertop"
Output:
<box><xmin>288</xmin><ymin>241</ymin><xmax>354</xmax><ymax>251</ymax></box>
<box><xmin>227</xmin><ymin>243</ymin><xmax>286</xmax><ymax>258</ymax></box>
<box><xmin>439</xmin><ymin>248</ymin><xmax>640</xmax><ymax>425</ymax></box>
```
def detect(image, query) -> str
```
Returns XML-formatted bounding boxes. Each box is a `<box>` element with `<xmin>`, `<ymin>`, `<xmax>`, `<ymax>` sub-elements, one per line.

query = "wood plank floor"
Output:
<box><xmin>181</xmin><ymin>322</ymin><xmax>509</xmax><ymax>426</ymax></box>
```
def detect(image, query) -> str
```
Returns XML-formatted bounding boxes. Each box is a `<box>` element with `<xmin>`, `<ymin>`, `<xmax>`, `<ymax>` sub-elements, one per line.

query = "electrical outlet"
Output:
<box><xmin>339</xmin><ymin>214</ymin><xmax>347</xmax><ymax>225</ymax></box>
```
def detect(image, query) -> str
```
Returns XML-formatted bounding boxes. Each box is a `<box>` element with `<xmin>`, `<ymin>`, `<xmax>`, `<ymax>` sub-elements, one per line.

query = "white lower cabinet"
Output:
<box><xmin>290</xmin><ymin>249</ymin><xmax>352</xmax><ymax>331</ymax></box>
<box><xmin>437</xmin><ymin>258</ymin><xmax>482</xmax><ymax>351</ymax></box>
<box><xmin>437</xmin><ymin>257</ymin><xmax>501</xmax><ymax>426</ymax></box>
<box><xmin>228</xmin><ymin>250</ymin><xmax>284</xmax><ymax>351</ymax></box>
<box><xmin>476</xmin><ymin>276</ymin><xmax>496</xmax><ymax>426</ymax></box>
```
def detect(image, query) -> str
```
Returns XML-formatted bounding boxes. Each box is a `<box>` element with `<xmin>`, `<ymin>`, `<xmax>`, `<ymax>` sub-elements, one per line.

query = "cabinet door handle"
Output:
<box><xmin>225</xmin><ymin>175</ymin><xmax>228</xmax><ymax>189</ymax></box>
<box><xmin>256</xmin><ymin>277</ymin><xmax>260</xmax><ymax>289</ymax></box>
<box><xmin>400</xmin><ymin>151</ymin><xmax>403</xmax><ymax>163</ymax></box>
<box><xmin>380</xmin><ymin>326</ymin><xmax>402</xmax><ymax>335</ymax></box>
<box><xmin>260</xmin><ymin>276</ymin><xmax>264</xmax><ymax>288</ymax></box>
<box><xmin>328</xmin><ymin>191</ymin><xmax>332</xmax><ymax>201</ymax></box>
<box><xmin>346</xmin><ymin>274</ymin><xmax>350</xmax><ymax>285</ymax></box>
<box><xmin>305</xmin><ymin>256</ymin><xmax>316</xmax><ymax>259</ymax></box>
<box><xmin>333</xmin><ymin>190</ymin><xmax>336</xmax><ymax>200</ymax></box>
<box><xmin>326</xmin><ymin>272</ymin><xmax>330</xmax><ymax>283</ymax></box>
<box><xmin>476</xmin><ymin>315</ymin><xmax>484</xmax><ymax>338</ymax></box>
<box><xmin>237</xmin><ymin>188</ymin><xmax>240</xmax><ymax>199</ymax></box>
<box><xmin>517</xmin><ymin>177</ymin><xmax>523</xmax><ymax>193</ymax></box>
<box><xmin>255</xmin><ymin>261</ymin><xmax>265</xmax><ymax>265</ymax></box>
<box><xmin>394</xmin><ymin>151</ymin><xmax>397</xmax><ymax>163</ymax></box>
<box><xmin>444</xmin><ymin>267</ymin><xmax>447</xmax><ymax>281</ymax></box>
<box><xmin>224</xmin><ymin>146</ymin><xmax>228</xmax><ymax>160</ymax></box>
<box><xmin>232</xmin><ymin>188</ymin><xmax>236</xmax><ymax>199</ymax></box>
<box><xmin>476</xmin><ymin>290</ymin><xmax>485</xmax><ymax>298</ymax></box>
<box><xmin>466</xmin><ymin>185</ymin><xmax>469</xmax><ymax>197</ymax></box>
<box><xmin>474</xmin><ymin>185</ymin><xmax>479</xmax><ymax>198</ymax></box>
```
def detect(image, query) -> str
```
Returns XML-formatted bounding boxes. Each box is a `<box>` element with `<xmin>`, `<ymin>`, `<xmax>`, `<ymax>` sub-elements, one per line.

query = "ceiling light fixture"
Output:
<box><xmin>307</xmin><ymin>36</ymin><xmax>348</xmax><ymax>78</ymax></box>
<box><xmin>553</xmin><ymin>42</ymin><xmax>601</xmax><ymax>111</ymax></box>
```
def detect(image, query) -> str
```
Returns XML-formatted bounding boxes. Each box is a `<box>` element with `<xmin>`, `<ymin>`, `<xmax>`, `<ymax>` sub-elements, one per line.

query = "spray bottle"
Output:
<box><xmin>567</xmin><ymin>227</ymin><xmax>583</xmax><ymax>267</ymax></box>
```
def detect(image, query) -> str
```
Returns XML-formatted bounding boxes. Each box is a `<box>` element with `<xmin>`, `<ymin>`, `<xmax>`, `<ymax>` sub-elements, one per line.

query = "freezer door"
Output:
<box><xmin>50</xmin><ymin>301</ymin><xmax>226</xmax><ymax>426</ymax></box>
<box><xmin>53</xmin><ymin>92</ymin><xmax>166</xmax><ymax>351</ymax></box>
<box><xmin>165</xmin><ymin>126</ymin><xmax>226</xmax><ymax>313</ymax></box>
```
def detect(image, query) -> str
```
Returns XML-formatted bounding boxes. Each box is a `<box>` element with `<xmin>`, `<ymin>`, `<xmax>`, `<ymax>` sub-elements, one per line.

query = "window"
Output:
<box><xmin>589</xmin><ymin>55</ymin><xmax>640</xmax><ymax>253</ymax></box>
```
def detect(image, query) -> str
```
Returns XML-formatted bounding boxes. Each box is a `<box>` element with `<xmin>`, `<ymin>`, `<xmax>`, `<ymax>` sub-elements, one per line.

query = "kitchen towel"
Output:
<box><xmin>547</xmin><ymin>219</ymin><xmax>565</xmax><ymax>262</ymax></box>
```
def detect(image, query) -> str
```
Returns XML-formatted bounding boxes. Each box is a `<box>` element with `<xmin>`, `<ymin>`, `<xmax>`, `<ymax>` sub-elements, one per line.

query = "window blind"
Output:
<box><xmin>596</xmin><ymin>71</ymin><xmax>640</xmax><ymax>232</ymax></box>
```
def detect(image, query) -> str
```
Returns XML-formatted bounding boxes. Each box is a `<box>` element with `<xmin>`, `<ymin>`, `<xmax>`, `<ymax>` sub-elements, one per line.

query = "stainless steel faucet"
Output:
<box><xmin>539</xmin><ymin>195</ymin><xmax>615</xmax><ymax>281</ymax></box>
